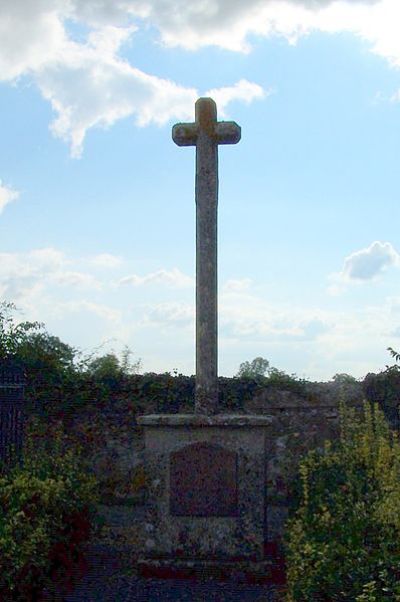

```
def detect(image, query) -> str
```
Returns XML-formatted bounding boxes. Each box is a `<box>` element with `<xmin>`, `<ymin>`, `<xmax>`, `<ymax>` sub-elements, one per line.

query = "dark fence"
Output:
<box><xmin>0</xmin><ymin>358</ymin><xmax>26</xmax><ymax>475</ymax></box>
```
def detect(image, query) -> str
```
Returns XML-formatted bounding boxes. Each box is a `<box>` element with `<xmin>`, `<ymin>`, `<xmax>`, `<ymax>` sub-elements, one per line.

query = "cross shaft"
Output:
<box><xmin>172</xmin><ymin>98</ymin><xmax>241</xmax><ymax>414</ymax></box>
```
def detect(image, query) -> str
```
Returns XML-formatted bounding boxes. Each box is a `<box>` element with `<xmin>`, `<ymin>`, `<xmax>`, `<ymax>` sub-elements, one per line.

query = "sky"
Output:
<box><xmin>1</xmin><ymin>0</ymin><xmax>400</xmax><ymax>382</ymax></box>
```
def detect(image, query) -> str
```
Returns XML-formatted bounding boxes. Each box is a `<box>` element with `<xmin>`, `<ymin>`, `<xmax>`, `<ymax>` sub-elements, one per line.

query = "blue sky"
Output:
<box><xmin>1</xmin><ymin>0</ymin><xmax>400</xmax><ymax>381</ymax></box>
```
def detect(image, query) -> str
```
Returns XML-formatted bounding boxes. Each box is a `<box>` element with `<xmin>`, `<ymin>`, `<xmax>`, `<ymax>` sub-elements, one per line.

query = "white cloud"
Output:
<box><xmin>2</xmin><ymin>0</ymin><xmax>400</xmax><ymax>155</ymax></box>
<box><xmin>327</xmin><ymin>241</ymin><xmax>400</xmax><ymax>294</ymax></box>
<box><xmin>0</xmin><ymin>247</ymin><xmax>103</xmax><ymax>302</ymax></box>
<box><xmin>336</xmin><ymin>240</ymin><xmax>400</xmax><ymax>288</ymax></box>
<box><xmin>59</xmin><ymin>299</ymin><xmax>121</xmax><ymax>321</ymax></box>
<box><xmin>219</xmin><ymin>286</ymin><xmax>331</xmax><ymax>341</ymax></box>
<box><xmin>34</xmin><ymin>25</ymin><xmax>202</xmax><ymax>157</ymax></box>
<box><xmin>142</xmin><ymin>301</ymin><xmax>194</xmax><ymax>329</ymax></box>
<box><xmin>0</xmin><ymin>244</ymin><xmax>396</xmax><ymax>379</ymax></box>
<box><xmin>101</xmin><ymin>0</ymin><xmax>380</xmax><ymax>53</ymax></box>
<box><xmin>222</xmin><ymin>278</ymin><xmax>253</xmax><ymax>292</ymax></box>
<box><xmin>0</xmin><ymin>1</ymin><xmax>267</xmax><ymax>156</ymax></box>
<box><xmin>50</xmin><ymin>271</ymin><xmax>102</xmax><ymax>289</ymax></box>
<box><xmin>27</xmin><ymin>247</ymin><xmax>69</xmax><ymax>270</ymax></box>
<box><xmin>205</xmin><ymin>80</ymin><xmax>267</xmax><ymax>117</ymax></box>
<box><xmin>119</xmin><ymin>267</ymin><xmax>194</xmax><ymax>288</ymax></box>
<box><xmin>0</xmin><ymin>0</ymin><xmax>67</xmax><ymax>81</ymax></box>
<box><xmin>87</xmin><ymin>253</ymin><xmax>124</xmax><ymax>268</ymax></box>
<box><xmin>0</xmin><ymin>183</ymin><xmax>19</xmax><ymax>214</ymax></box>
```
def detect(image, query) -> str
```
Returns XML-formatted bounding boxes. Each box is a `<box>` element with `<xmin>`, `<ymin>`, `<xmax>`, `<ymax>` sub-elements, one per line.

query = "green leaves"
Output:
<box><xmin>387</xmin><ymin>347</ymin><xmax>400</xmax><ymax>364</ymax></box>
<box><xmin>0</xmin><ymin>418</ymin><xmax>100</xmax><ymax>600</ymax></box>
<box><xmin>0</xmin><ymin>301</ymin><xmax>44</xmax><ymax>359</ymax></box>
<box><xmin>236</xmin><ymin>356</ymin><xmax>270</xmax><ymax>378</ymax></box>
<box><xmin>284</xmin><ymin>400</ymin><xmax>400</xmax><ymax>601</ymax></box>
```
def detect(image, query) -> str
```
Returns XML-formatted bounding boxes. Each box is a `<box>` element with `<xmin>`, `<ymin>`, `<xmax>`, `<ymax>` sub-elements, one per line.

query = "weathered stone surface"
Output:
<box><xmin>137</xmin><ymin>414</ymin><xmax>273</xmax><ymax>427</ymax></box>
<box><xmin>172</xmin><ymin>97</ymin><xmax>240</xmax><ymax>415</ymax></box>
<box><xmin>140</xmin><ymin>420</ymin><xmax>267</xmax><ymax>561</ymax></box>
<box><xmin>25</xmin><ymin>390</ymin><xmax>369</xmax><ymax>554</ymax></box>
<box><xmin>170</xmin><ymin>442</ymin><xmax>238</xmax><ymax>517</ymax></box>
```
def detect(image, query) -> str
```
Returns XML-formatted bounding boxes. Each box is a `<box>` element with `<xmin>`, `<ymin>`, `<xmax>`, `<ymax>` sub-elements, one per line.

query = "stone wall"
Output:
<box><xmin>24</xmin><ymin>382</ymin><xmax>369</xmax><ymax>555</ymax></box>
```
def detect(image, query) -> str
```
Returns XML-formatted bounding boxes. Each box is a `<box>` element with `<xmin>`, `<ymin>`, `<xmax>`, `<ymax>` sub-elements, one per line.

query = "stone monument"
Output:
<box><xmin>137</xmin><ymin>98</ymin><xmax>272</xmax><ymax>580</ymax></box>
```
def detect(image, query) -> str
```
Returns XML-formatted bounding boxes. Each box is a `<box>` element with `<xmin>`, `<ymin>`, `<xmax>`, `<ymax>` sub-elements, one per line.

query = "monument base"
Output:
<box><xmin>136</xmin><ymin>414</ymin><xmax>272</xmax><ymax>576</ymax></box>
<box><xmin>137</xmin><ymin>556</ymin><xmax>286</xmax><ymax>585</ymax></box>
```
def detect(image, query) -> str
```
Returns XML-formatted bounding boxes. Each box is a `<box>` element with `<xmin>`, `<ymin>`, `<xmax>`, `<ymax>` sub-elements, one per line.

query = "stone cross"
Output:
<box><xmin>172</xmin><ymin>98</ymin><xmax>241</xmax><ymax>414</ymax></box>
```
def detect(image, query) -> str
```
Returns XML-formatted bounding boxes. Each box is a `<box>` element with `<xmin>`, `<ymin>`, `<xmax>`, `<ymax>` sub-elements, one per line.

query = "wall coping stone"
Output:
<box><xmin>136</xmin><ymin>414</ymin><xmax>273</xmax><ymax>427</ymax></box>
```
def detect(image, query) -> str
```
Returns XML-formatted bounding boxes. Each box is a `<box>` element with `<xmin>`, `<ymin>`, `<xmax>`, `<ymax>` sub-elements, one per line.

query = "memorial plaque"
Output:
<box><xmin>170</xmin><ymin>442</ymin><xmax>238</xmax><ymax>517</ymax></box>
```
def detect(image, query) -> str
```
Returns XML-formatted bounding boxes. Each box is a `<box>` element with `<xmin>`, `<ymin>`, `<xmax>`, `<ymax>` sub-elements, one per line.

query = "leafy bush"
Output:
<box><xmin>283</xmin><ymin>399</ymin><xmax>400</xmax><ymax>601</ymax></box>
<box><xmin>236</xmin><ymin>357</ymin><xmax>270</xmax><ymax>378</ymax></box>
<box><xmin>0</xmin><ymin>301</ymin><xmax>44</xmax><ymax>359</ymax></box>
<box><xmin>0</xmin><ymin>417</ymin><xmax>102</xmax><ymax>600</ymax></box>
<box><xmin>233</xmin><ymin>356</ymin><xmax>309</xmax><ymax>405</ymax></box>
<box><xmin>264</xmin><ymin>367</ymin><xmax>308</xmax><ymax>396</ymax></box>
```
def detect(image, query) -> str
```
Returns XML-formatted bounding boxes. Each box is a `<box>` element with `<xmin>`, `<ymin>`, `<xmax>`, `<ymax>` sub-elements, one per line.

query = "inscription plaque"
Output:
<box><xmin>170</xmin><ymin>442</ymin><xmax>238</xmax><ymax>517</ymax></box>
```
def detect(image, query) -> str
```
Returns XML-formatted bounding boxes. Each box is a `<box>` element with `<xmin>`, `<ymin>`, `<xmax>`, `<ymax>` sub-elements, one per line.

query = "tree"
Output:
<box><xmin>236</xmin><ymin>356</ymin><xmax>270</xmax><ymax>378</ymax></box>
<box><xmin>85</xmin><ymin>345</ymin><xmax>142</xmax><ymax>380</ymax></box>
<box><xmin>332</xmin><ymin>373</ymin><xmax>358</xmax><ymax>385</ymax></box>
<box><xmin>86</xmin><ymin>353</ymin><xmax>122</xmax><ymax>380</ymax></box>
<box><xmin>386</xmin><ymin>346</ymin><xmax>400</xmax><ymax>369</ymax></box>
<box><xmin>0</xmin><ymin>301</ymin><xmax>44</xmax><ymax>358</ymax></box>
<box><xmin>18</xmin><ymin>333</ymin><xmax>76</xmax><ymax>372</ymax></box>
<box><xmin>120</xmin><ymin>345</ymin><xmax>142</xmax><ymax>375</ymax></box>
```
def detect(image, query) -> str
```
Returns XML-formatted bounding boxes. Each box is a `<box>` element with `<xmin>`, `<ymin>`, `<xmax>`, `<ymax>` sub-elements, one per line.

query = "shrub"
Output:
<box><xmin>283</xmin><ymin>399</ymin><xmax>400</xmax><ymax>601</ymax></box>
<box><xmin>0</xmin><ymin>417</ymin><xmax>101</xmax><ymax>600</ymax></box>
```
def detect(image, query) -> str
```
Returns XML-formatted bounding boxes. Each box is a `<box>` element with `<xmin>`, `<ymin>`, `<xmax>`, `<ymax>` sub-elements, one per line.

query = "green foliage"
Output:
<box><xmin>218</xmin><ymin>375</ymin><xmax>266</xmax><ymax>410</ymax></box>
<box><xmin>265</xmin><ymin>367</ymin><xmax>308</xmax><ymax>395</ymax></box>
<box><xmin>235</xmin><ymin>357</ymin><xmax>308</xmax><ymax>397</ymax></box>
<box><xmin>0</xmin><ymin>301</ymin><xmax>44</xmax><ymax>359</ymax></box>
<box><xmin>134</xmin><ymin>372</ymin><xmax>193</xmax><ymax>412</ymax></box>
<box><xmin>236</xmin><ymin>356</ymin><xmax>270</xmax><ymax>378</ymax></box>
<box><xmin>362</xmin><ymin>348</ymin><xmax>400</xmax><ymax>430</ymax></box>
<box><xmin>0</xmin><ymin>417</ymin><xmax>101</xmax><ymax>600</ymax></box>
<box><xmin>120</xmin><ymin>345</ymin><xmax>143</xmax><ymax>376</ymax></box>
<box><xmin>84</xmin><ymin>346</ymin><xmax>142</xmax><ymax>390</ymax></box>
<box><xmin>332</xmin><ymin>373</ymin><xmax>359</xmax><ymax>385</ymax></box>
<box><xmin>16</xmin><ymin>332</ymin><xmax>78</xmax><ymax>413</ymax></box>
<box><xmin>387</xmin><ymin>347</ymin><xmax>400</xmax><ymax>366</ymax></box>
<box><xmin>0</xmin><ymin>301</ymin><xmax>144</xmax><ymax>417</ymax></box>
<box><xmin>283</xmin><ymin>399</ymin><xmax>400</xmax><ymax>601</ymax></box>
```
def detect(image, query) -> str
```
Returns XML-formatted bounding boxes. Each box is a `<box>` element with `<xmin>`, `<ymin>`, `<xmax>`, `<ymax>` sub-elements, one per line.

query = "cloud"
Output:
<box><xmin>0</xmin><ymin>1</ymin><xmax>267</xmax><ymax>156</ymax></box>
<box><xmin>26</xmin><ymin>247</ymin><xmax>68</xmax><ymax>269</ymax></box>
<box><xmin>50</xmin><ymin>271</ymin><xmax>102</xmax><ymax>289</ymax></box>
<box><xmin>327</xmin><ymin>241</ymin><xmax>400</xmax><ymax>294</ymax></box>
<box><xmin>119</xmin><ymin>267</ymin><xmax>194</xmax><ymax>288</ymax></box>
<box><xmin>142</xmin><ymin>301</ymin><xmax>194</xmax><ymax>328</ymax></box>
<box><xmin>0</xmin><ymin>183</ymin><xmax>19</xmax><ymax>214</ymax></box>
<box><xmin>345</xmin><ymin>241</ymin><xmax>399</xmax><ymax>280</ymax></box>
<box><xmin>104</xmin><ymin>0</ymin><xmax>380</xmax><ymax>53</ymax></box>
<box><xmin>0</xmin><ymin>275</ymin><xmax>44</xmax><ymax>303</ymax></box>
<box><xmin>59</xmin><ymin>299</ymin><xmax>121</xmax><ymax>321</ymax></box>
<box><xmin>220</xmin><ymin>314</ymin><xmax>328</xmax><ymax>342</ymax></box>
<box><xmin>219</xmin><ymin>285</ymin><xmax>330</xmax><ymax>342</ymax></box>
<box><xmin>222</xmin><ymin>278</ymin><xmax>253</xmax><ymax>292</ymax></box>
<box><xmin>87</xmin><ymin>253</ymin><xmax>123</xmax><ymax>268</ymax></box>
<box><xmin>205</xmin><ymin>80</ymin><xmax>267</xmax><ymax>116</ymax></box>
<box><xmin>0</xmin><ymin>0</ymin><xmax>67</xmax><ymax>81</ymax></box>
<box><xmin>387</xmin><ymin>296</ymin><xmax>400</xmax><ymax>314</ymax></box>
<box><xmin>2</xmin><ymin>0</ymin><xmax>400</xmax><ymax>156</ymax></box>
<box><xmin>35</xmin><ymin>29</ymin><xmax>200</xmax><ymax>157</ymax></box>
<box><xmin>0</xmin><ymin>247</ymin><xmax>66</xmax><ymax>277</ymax></box>
<box><xmin>0</xmin><ymin>247</ymin><xmax>102</xmax><ymax>301</ymax></box>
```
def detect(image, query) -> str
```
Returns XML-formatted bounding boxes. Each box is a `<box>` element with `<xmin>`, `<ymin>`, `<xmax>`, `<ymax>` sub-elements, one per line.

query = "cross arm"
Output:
<box><xmin>172</xmin><ymin>122</ymin><xmax>198</xmax><ymax>147</ymax></box>
<box><xmin>215</xmin><ymin>121</ymin><xmax>241</xmax><ymax>145</ymax></box>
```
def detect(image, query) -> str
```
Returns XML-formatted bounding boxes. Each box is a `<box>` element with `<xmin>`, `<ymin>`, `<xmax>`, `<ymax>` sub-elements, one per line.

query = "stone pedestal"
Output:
<box><xmin>136</xmin><ymin>414</ymin><xmax>272</xmax><ymax>576</ymax></box>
